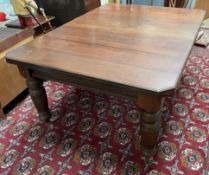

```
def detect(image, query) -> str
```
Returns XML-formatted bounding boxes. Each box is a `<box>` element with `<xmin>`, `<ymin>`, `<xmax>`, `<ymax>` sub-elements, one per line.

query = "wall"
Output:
<box><xmin>101</xmin><ymin>0</ymin><xmax>108</xmax><ymax>5</ymax></box>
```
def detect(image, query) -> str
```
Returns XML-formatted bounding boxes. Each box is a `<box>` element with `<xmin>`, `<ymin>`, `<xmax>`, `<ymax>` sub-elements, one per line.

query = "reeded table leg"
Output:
<box><xmin>138</xmin><ymin>95</ymin><xmax>162</xmax><ymax>157</ymax></box>
<box><xmin>26</xmin><ymin>74</ymin><xmax>51</xmax><ymax>122</ymax></box>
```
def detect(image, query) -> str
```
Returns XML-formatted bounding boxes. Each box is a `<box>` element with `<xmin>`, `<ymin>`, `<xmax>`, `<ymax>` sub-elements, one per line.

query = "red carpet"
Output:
<box><xmin>0</xmin><ymin>46</ymin><xmax>209</xmax><ymax>175</ymax></box>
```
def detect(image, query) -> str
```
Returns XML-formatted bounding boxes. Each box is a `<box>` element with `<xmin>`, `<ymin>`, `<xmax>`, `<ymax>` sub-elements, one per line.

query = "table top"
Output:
<box><xmin>5</xmin><ymin>5</ymin><xmax>205</xmax><ymax>95</ymax></box>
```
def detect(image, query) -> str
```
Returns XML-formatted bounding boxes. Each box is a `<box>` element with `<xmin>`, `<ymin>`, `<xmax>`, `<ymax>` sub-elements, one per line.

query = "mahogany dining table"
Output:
<box><xmin>5</xmin><ymin>4</ymin><xmax>205</xmax><ymax>157</ymax></box>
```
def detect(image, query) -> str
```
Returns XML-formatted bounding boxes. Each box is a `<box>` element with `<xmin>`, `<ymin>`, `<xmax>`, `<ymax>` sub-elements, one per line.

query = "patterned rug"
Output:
<box><xmin>0</xmin><ymin>46</ymin><xmax>209</xmax><ymax>175</ymax></box>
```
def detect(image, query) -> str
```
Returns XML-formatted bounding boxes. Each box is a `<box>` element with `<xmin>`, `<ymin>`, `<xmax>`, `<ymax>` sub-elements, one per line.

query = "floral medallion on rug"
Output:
<box><xmin>0</xmin><ymin>46</ymin><xmax>209</xmax><ymax>175</ymax></box>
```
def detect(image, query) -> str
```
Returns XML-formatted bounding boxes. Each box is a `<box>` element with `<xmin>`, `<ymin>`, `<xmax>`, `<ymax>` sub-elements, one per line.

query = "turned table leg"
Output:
<box><xmin>26</xmin><ymin>73</ymin><xmax>51</xmax><ymax>122</ymax></box>
<box><xmin>138</xmin><ymin>95</ymin><xmax>162</xmax><ymax>157</ymax></box>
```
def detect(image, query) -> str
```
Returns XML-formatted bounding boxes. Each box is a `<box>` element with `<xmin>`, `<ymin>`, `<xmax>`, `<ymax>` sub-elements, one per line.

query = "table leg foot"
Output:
<box><xmin>137</xmin><ymin>95</ymin><xmax>162</xmax><ymax>158</ymax></box>
<box><xmin>27</xmin><ymin>76</ymin><xmax>51</xmax><ymax>122</ymax></box>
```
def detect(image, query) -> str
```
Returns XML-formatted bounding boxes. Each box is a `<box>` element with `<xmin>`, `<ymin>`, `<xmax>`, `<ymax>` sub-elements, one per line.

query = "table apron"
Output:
<box><xmin>20</xmin><ymin>66</ymin><xmax>173</xmax><ymax>99</ymax></box>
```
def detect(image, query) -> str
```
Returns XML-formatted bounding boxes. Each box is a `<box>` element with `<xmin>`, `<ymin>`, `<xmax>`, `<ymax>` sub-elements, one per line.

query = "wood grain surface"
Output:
<box><xmin>6</xmin><ymin>4</ymin><xmax>205</xmax><ymax>95</ymax></box>
<box><xmin>0</xmin><ymin>31</ymin><xmax>33</xmax><ymax>107</ymax></box>
<box><xmin>0</xmin><ymin>27</ymin><xmax>32</xmax><ymax>52</ymax></box>
<box><xmin>195</xmin><ymin>0</ymin><xmax>209</xmax><ymax>19</ymax></box>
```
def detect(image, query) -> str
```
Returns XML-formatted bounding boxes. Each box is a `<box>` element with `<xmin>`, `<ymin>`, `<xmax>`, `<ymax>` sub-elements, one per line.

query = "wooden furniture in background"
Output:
<box><xmin>5</xmin><ymin>15</ymin><xmax>55</xmax><ymax>37</ymax></box>
<box><xmin>195</xmin><ymin>0</ymin><xmax>209</xmax><ymax>19</ymax></box>
<box><xmin>6</xmin><ymin>5</ymin><xmax>204</xmax><ymax>157</ymax></box>
<box><xmin>164</xmin><ymin>0</ymin><xmax>187</xmax><ymax>7</ymax></box>
<box><xmin>84</xmin><ymin>0</ymin><xmax>101</xmax><ymax>12</ymax></box>
<box><xmin>0</xmin><ymin>27</ymin><xmax>33</xmax><ymax>116</ymax></box>
<box><xmin>0</xmin><ymin>103</ymin><xmax>5</xmax><ymax>119</ymax></box>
